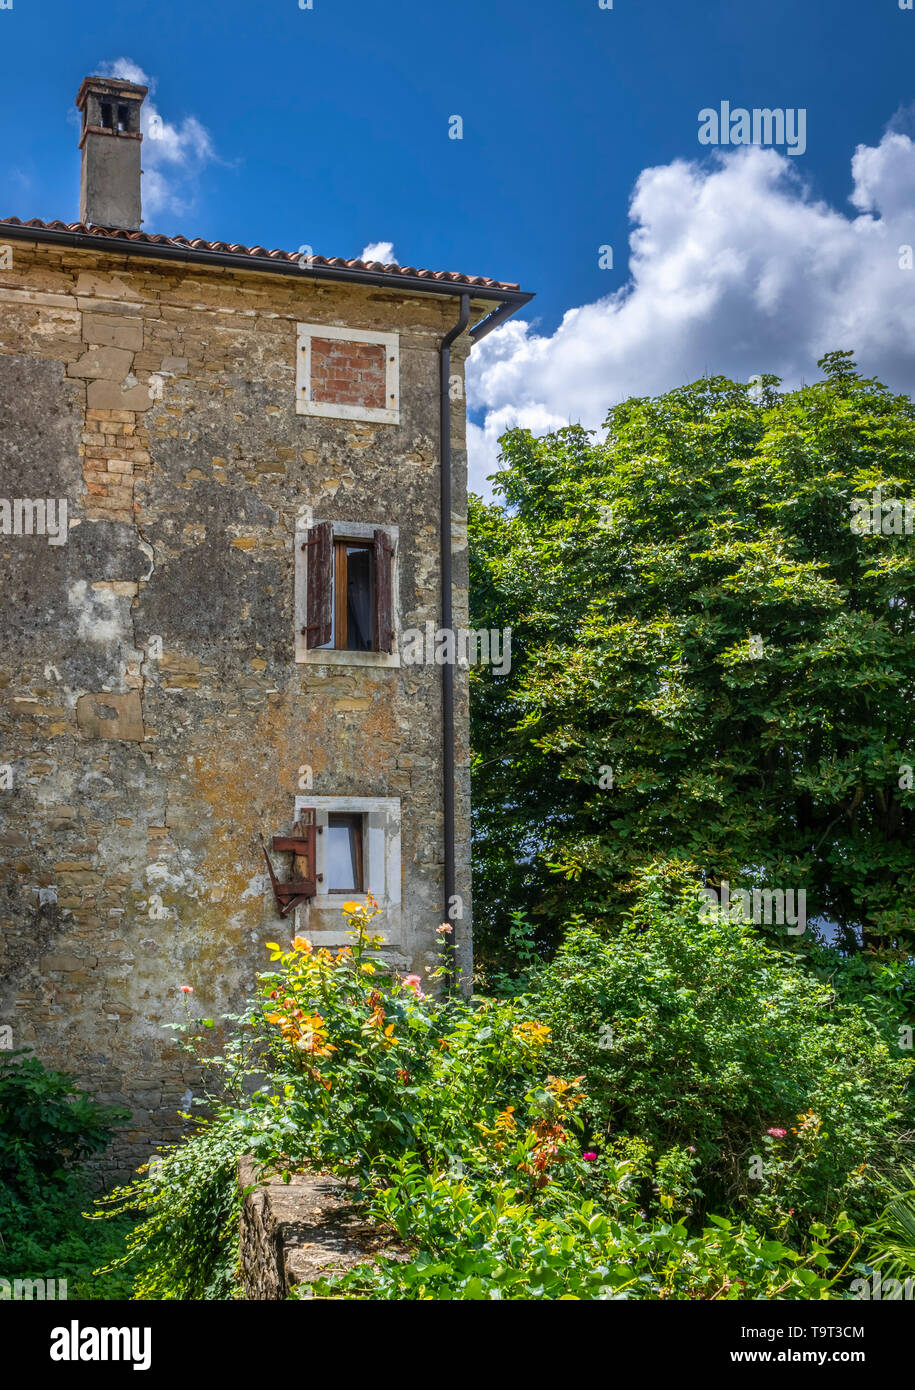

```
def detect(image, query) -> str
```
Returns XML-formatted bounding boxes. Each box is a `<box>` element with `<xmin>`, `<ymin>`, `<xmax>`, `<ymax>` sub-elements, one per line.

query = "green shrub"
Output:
<box><xmin>307</xmin><ymin>1155</ymin><xmax>860</xmax><ymax>1301</ymax></box>
<box><xmin>535</xmin><ymin>871</ymin><xmax>913</xmax><ymax>1234</ymax></box>
<box><xmin>102</xmin><ymin>893</ymin><xmax>894</xmax><ymax>1300</ymax></box>
<box><xmin>97</xmin><ymin>900</ymin><xmax>560</xmax><ymax>1297</ymax></box>
<box><xmin>857</xmin><ymin>1169</ymin><xmax>915</xmax><ymax>1285</ymax></box>
<box><xmin>94</xmin><ymin>1119</ymin><xmax>248</xmax><ymax>1301</ymax></box>
<box><xmin>0</xmin><ymin>1051</ymin><xmax>131</xmax><ymax>1298</ymax></box>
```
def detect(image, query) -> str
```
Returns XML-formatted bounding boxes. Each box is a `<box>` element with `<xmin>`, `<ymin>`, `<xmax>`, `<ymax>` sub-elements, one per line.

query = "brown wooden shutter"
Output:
<box><xmin>373</xmin><ymin>528</ymin><xmax>394</xmax><ymax>653</ymax></box>
<box><xmin>293</xmin><ymin>807</ymin><xmax>317</xmax><ymax>892</ymax></box>
<box><xmin>303</xmin><ymin>521</ymin><xmax>332</xmax><ymax>648</ymax></box>
<box><xmin>267</xmin><ymin>807</ymin><xmax>318</xmax><ymax>912</ymax></box>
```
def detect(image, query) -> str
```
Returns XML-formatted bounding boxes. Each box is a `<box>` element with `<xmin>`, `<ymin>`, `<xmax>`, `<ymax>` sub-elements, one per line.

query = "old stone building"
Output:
<box><xmin>0</xmin><ymin>75</ymin><xmax>531</xmax><ymax>1168</ymax></box>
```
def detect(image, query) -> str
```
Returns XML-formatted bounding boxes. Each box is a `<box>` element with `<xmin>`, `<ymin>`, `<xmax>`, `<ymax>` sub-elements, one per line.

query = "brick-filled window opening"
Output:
<box><xmin>303</xmin><ymin>522</ymin><xmax>395</xmax><ymax>655</ymax></box>
<box><xmin>296</xmin><ymin>323</ymin><xmax>399</xmax><ymax>425</ymax></box>
<box><xmin>311</xmin><ymin>339</ymin><xmax>387</xmax><ymax>412</ymax></box>
<box><xmin>325</xmin><ymin>813</ymin><xmax>365</xmax><ymax>893</ymax></box>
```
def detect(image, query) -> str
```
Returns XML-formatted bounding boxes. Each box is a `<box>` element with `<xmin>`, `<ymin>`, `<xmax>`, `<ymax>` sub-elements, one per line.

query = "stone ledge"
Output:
<box><xmin>238</xmin><ymin>1158</ymin><xmax>407</xmax><ymax>1299</ymax></box>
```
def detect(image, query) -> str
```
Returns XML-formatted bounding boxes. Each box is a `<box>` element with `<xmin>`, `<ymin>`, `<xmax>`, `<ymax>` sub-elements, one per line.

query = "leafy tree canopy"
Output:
<box><xmin>469</xmin><ymin>353</ymin><xmax>915</xmax><ymax>959</ymax></box>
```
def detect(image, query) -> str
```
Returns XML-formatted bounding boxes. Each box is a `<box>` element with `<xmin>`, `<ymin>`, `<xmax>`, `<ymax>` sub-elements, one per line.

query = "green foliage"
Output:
<box><xmin>860</xmin><ymin>1169</ymin><xmax>915</xmax><ymax>1282</ymax></box>
<box><xmin>307</xmin><ymin>1157</ymin><xmax>860</xmax><ymax>1301</ymax></box>
<box><xmin>802</xmin><ymin>940</ymin><xmax>915</xmax><ymax>1042</ymax></box>
<box><xmin>535</xmin><ymin>870</ymin><xmax>913</xmax><ymax>1235</ymax></box>
<box><xmin>94</xmin><ymin>1120</ymin><xmax>249</xmax><ymax>1301</ymax></box>
<box><xmin>469</xmin><ymin>354</ymin><xmax>915</xmax><ymax>958</ymax></box>
<box><xmin>479</xmin><ymin>910</ymin><xmax>543</xmax><ymax>996</ymax></box>
<box><xmin>0</xmin><ymin>1051</ymin><xmax>131</xmax><ymax>1298</ymax></box>
<box><xmin>0</xmin><ymin>1050</ymin><xmax>126</xmax><ymax>1193</ymax></box>
<box><xmin>94</xmin><ymin>901</ymin><xmax>556</xmax><ymax>1297</ymax></box>
<box><xmin>102</xmin><ymin>893</ymin><xmax>899</xmax><ymax>1301</ymax></box>
<box><xmin>224</xmin><ymin>905</ymin><xmax>554</xmax><ymax>1189</ymax></box>
<box><xmin>0</xmin><ymin>1200</ymin><xmax>135</xmax><ymax>1301</ymax></box>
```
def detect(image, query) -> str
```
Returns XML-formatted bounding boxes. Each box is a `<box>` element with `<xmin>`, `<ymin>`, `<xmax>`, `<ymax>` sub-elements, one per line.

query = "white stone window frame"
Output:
<box><xmin>294</xmin><ymin>515</ymin><xmax>401</xmax><ymax>668</ymax></box>
<box><xmin>295</xmin><ymin>322</ymin><xmax>400</xmax><ymax>425</ymax></box>
<box><xmin>293</xmin><ymin>795</ymin><xmax>402</xmax><ymax>941</ymax></box>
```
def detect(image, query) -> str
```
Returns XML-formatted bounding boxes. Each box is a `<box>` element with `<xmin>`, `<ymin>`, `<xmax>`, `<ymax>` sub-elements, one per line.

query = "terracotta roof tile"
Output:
<box><xmin>0</xmin><ymin>217</ymin><xmax>523</xmax><ymax>293</ymax></box>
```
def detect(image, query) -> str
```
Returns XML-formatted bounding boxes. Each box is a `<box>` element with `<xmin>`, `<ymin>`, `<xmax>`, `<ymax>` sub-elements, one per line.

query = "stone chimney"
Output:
<box><xmin>75</xmin><ymin>76</ymin><xmax>147</xmax><ymax>230</ymax></box>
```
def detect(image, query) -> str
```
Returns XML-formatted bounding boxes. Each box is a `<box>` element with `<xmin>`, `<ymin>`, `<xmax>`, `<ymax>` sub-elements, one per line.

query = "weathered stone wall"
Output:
<box><xmin>238</xmin><ymin>1158</ymin><xmax>404</xmax><ymax>1299</ymax></box>
<box><xmin>0</xmin><ymin>239</ymin><xmax>473</xmax><ymax>1171</ymax></box>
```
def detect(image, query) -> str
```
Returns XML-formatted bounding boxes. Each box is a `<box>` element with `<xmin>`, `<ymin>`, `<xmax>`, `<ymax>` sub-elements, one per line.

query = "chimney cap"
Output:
<box><xmin>75</xmin><ymin>75</ymin><xmax>148</xmax><ymax>111</ymax></box>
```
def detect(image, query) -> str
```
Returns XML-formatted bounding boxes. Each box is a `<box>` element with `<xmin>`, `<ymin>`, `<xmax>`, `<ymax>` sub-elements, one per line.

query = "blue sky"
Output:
<box><xmin>1</xmin><ymin>0</ymin><xmax>913</xmax><ymax>490</ymax></box>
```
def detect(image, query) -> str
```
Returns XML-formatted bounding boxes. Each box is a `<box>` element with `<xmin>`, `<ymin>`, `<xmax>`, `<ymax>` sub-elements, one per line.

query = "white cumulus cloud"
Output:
<box><xmin>360</xmin><ymin>240</ymin><xmax>398</xmax><ymax>265</ymax></box>
<box><xmin>467</xmin><ymin>130</ymin><xmax>915</xmax><ymax>497</ymax></box>
<box><xmin>95</xmin><ymin>59</ymin><xmax>217</xmax><ymax>222</ymax></box>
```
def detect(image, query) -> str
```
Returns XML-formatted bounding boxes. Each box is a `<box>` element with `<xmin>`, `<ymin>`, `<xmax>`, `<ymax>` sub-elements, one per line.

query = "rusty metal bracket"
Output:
<box><xmin>261</xmin><ymin>810</ymin><xmax>319</xmax><ymax>917</ymax></box>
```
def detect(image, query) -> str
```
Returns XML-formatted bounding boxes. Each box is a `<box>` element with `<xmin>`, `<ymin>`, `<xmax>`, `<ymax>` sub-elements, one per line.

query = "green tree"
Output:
<box><xmin>470</xmin><ymin>354</ymin><xmax>915</xmax><ymax>959</ymax></box>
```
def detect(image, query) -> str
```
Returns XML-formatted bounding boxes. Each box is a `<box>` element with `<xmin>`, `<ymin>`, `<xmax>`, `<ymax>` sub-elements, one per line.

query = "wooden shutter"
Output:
<box><xmin>303</xmin><ymin>521</ymin><xmax>332</xmax><ymax>648</ymax></box>
<box><xmin>292</xmin><ymin>807</ymin><xmax>317</xmax><ymax>892</ymax></box>
<box><xmin>373</xmin><ymin>529</ymin><xmax>395</xmax><ymax>653</ymax></box>
<box><xmin>267</xmin><ymin>808</ymin><xmax>317</xmax><ymax>912</ymax></box>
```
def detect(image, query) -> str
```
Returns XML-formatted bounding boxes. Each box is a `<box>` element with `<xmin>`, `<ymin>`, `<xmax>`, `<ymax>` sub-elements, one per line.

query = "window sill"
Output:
<box><xmin>295</xmin><ymin>399</ymin><xmax>400</xmax><ymax>426</ymax></box>
<box><xmin>297</xmin><ymin>646</ymin><xmax>400</xmax><ymax>669</ymax></box>
<box><xmin>308</xmin><ymin>894</ymin><xmax>384</xmax><ymax>914</ymax></box>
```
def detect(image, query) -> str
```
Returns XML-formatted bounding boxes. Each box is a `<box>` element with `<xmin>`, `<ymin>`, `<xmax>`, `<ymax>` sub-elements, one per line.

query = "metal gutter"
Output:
<box><xmin>440</xmin><ymin>292</ymin><xmax>471</xmax><ymax>991</ymax></box>
<box><xmin>470</xmin><ymin>297</ymin><xmax>528</xmax><ymax>343</ymax></box>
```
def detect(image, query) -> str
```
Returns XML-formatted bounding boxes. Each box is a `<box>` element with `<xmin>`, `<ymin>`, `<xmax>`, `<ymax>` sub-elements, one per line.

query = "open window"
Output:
<box><xmin>333</xmin><ymin>542</ymin><xmax>375</xmax><ymax>652</ymax></box>
<box><xmin>325</xmin><ymin>812</ymin><xmax>365</xmax><ymax>893</ymax></box>
<box><xmin>297</xmin><ymin>520</ymin><xmax>398</xmax><ymax>666</ymax></box>
<box><xmin>290</xmin><ymin>796</ymin><xmax>403</xmax><ymax>942</ymax></box>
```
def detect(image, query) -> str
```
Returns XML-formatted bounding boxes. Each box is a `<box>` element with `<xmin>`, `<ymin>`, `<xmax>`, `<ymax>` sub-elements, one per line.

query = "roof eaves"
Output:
<box><xmin>0</xmin><ymin>218</ymin><xmax>534</xmax><ymax>307</ymax></box>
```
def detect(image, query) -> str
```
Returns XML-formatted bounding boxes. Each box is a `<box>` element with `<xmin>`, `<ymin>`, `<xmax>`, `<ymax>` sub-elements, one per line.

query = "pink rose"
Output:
<box><xmin>402</xmin><ymin>974</ymin><xmax>423</xmax><ymax>995</ymax></box>
<box><xmin>766</xmin><ymin>1127</ymin><xmax>787</xmax><ymax>1139</ymax></box>
<box><xmin>582</xmin><ymin>1151</ymin><xmax>598</xmax><ymax>1161</ymax></box>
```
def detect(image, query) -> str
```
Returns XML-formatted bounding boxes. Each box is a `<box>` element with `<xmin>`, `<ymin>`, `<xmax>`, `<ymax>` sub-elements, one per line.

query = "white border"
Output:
<box><xmin>295</xmin><ymin>322</ymin><xmax>400</xmax><ymax>425</ymax></box>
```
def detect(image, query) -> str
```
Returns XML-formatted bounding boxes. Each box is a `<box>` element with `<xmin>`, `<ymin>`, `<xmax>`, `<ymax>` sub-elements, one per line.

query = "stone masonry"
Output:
<box><xmin>238</xmin><ymin>1158</ymin><xmax>406</xmax><ymax>1299</ymax></box>
<box><xmin>0</xmin><ymin>237</ymin><xmax>479</xmax><ymax>1171</ymax></box>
